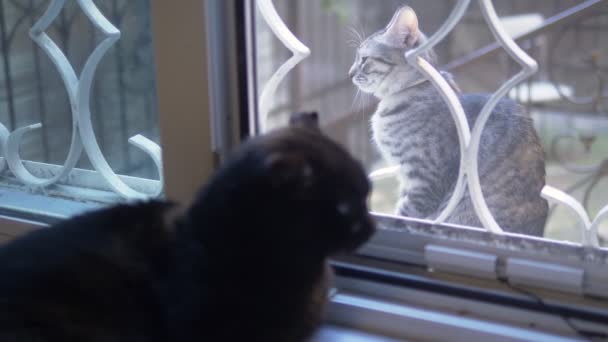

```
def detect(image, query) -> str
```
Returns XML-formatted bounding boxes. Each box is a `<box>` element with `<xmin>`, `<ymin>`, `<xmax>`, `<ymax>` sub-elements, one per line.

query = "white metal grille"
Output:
<box><xmin>0</xmin><ymin>0</ymin><xmax>162</xmax><ymax>200</ymax></box>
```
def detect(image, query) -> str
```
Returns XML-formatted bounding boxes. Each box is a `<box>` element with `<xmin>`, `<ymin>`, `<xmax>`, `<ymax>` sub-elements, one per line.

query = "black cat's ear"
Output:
<box><xmin>263</xmin><ymin>152</ymin><xmax>315</xmax><ymax>189</ymax></box>
<box><xmin>289</xmin><ymin>111</ymin><xmax>320</xmax><ymax>131</ymax></box>
<box><xmin>379</xmin><ymin>6</ymin><xmax>420</xmax><ymax>48</ymax></box>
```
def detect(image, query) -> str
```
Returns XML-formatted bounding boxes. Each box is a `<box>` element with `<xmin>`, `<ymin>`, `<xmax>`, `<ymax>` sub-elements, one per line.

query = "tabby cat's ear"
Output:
<box><xmin>289</xmin><ymin>111</ymin><xmax>320</xmax><ymax>131</ymax></box>
<box><xmin>378</xmin><ymin>6</ymin><xmax>419</xmax><ymax>48</ymax></box>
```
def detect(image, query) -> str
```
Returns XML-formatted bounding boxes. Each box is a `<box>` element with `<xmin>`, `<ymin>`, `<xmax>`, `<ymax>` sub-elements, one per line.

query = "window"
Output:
<box><xmin>254</xmin><ymin>0</ymin><xmax>608</xmax><ymax>244</ymax></box>
<box><xmin>0</xmin><ymin>1</ymin><xmax>215</xmax><ymax>232</ymax></box>
<box><xmin>1</xmin><ymin>0</ymin><xmax>606</xmax><ymax>339</ymax></box>
<box><xmin>252</xmin><ymin>0</ymin><xmax>608</xmax><ymax>339</ymax></box>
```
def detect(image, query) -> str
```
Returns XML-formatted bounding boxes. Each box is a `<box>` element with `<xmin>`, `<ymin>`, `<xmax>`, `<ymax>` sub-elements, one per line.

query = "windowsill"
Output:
<box><xmin>323</xmin><ymin>292</ymin><xmax>583</xmax><ymax>342</ymax></box>
<box><xmin>328</xmin><ymin>258</ymin><xmax>608</xmax><ymax>341</ymax></box>
<box><xmin>0</xmin><ymin>160</ymin><xmax>161</xmax><ymax>203</ymax></box>
<box><xmin>362</xmin><ymin>214</ymin><xmax>608</xmax><ymax>299</ymax></box>
<box><xmin>0</xmin><ymin>161</ymin><xmax>162</xmax><ymax>225</ymax></box>
<box><xmin>312</xmin><ymin>324</ymin><xmax>402</xmax><ymax>342</ymax></box>
<box><xmin>0</xmin><ymin>187</ymin><xmax>99</xmax><ymax>225</ymax></box>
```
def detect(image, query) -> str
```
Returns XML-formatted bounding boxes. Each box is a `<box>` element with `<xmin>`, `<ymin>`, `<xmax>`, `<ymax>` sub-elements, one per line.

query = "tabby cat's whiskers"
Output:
<box><xmin>351</xmin><ymin>88</ymin><xmax>361</xmax><ymax>111</ymax></box>
<box><xmin>346</xmin><ymin>25</ymin><xmax>364</xmax><ymax>47</ymax></box>
<box><xmin>347</xmin><ymin>39</ymin><xmax>360</xmax><ymax>48</ymax></box>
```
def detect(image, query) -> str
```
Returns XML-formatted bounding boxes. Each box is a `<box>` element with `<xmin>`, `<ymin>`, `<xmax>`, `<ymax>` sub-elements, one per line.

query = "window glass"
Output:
<box><xmin>0</xmin><ymin>0</ymin><xmax>161</xmax><ymax>208</ymax></box>
<box><xmin>254</xmin><ymin>0</ymin><xmax>608</xmax><ymax>246</ymax></box>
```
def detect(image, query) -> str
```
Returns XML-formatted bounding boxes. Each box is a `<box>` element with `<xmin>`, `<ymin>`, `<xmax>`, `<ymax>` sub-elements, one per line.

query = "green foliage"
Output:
<box><xmin>320</xmin><ymin>0</ymin><xmax>351</xmax><ymax>23</ymax></box>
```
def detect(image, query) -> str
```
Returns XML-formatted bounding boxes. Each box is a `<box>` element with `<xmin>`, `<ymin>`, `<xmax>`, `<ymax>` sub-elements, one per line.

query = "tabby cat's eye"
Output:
<box><xmin>376</xmin><ymin>58</ymin><xmax>396</xmax><ymax>66</ymax></box>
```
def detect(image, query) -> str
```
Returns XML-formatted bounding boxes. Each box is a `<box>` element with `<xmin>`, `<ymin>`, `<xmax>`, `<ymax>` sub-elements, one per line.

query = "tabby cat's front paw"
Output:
<box><xmin>396</xmin><ymin>197</ymin><xmax>415</xmax><ymax>217</ymax></box>
<box><xmin>395</xmin><ymin>196</ymin><xmax>430</xmax><ymax>229</ymax></box>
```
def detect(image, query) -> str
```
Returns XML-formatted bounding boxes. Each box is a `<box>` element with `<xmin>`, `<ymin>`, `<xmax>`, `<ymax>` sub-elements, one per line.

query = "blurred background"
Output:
<box><xmin>254</xmin><ymin>0</ymin><xmax>608</xmax><ymax>245</ymax></box>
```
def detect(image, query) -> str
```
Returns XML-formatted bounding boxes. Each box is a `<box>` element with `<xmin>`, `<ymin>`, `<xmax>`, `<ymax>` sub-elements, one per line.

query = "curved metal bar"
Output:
<box><xmin>128</xmin><ymin>134</ymin><xmax>163</xmax><ymax>197</ymax></box>
<box><xmin>404</xmin><ymin>0</ymin><xmax>471</xmax><ymax>225</ymax></box>
<box><xmin>545</xmin><ymin>135</ymin><xmax>607</xmax><ymax>246</ymax></box>
<box><xmin>5</xmin><ymin>124</ymin><xmax>44</xmax><ymax>185</ymax></box>
<box><xmin>407</xmin><ymin>0</ymin><xmax>470</xmax><ymax>57</ymax></box>
<box><xmin>256</xmin><ymin>0</ymin><xmax>310</xmax><ymax>132</ymax></box>
<box><xmin>76</xmin><ymin>0</ymin><xmax>162</xmax><ymax>199</ymax></box>
<box><xmin>417</xmin><ymin>57</ymin><xmax>471</xmax><ymax>225</ymax></box>
<box><xmin>547</xmin><ymin>171</ymin><xmax>597</xmax><ymax>220</ymax></box>
<box><xmin>443</xmin><ymin>0</ymin><xmax>606</xmax><ymax>72</ymax></box>
<box><xmin>30</xmin><ymin>0</ymin><xmax>78</xmax><ymax>100</ymax></box>
<box><xmin>0</xmin><ymin>123</ymin><xmax>8</xmax><ymax>171</ymax></box>
<box><xmin>1</xmin><ymin>0</ymin><xmax>84</xmax><ymax>188</ymax></box>
<box><xmin>30</xmin><ymin>0</ymin><xmax>64</xmax><ymax>34</ymax></box>
<box><xmin>2</xmin><ymin>0</ymin><xmax>162</xmax><ymax>199</ymax></box>
<box><xmin>368</xmin><ymin>165</ymin><xmax>400</xmax><ymax>180</ymax></box>
<box><xmin>466</xmin><ymin>0</ymin><xmax>539</xmax><ymax>234</ymax></box>
<box><xmin>5</xmin><ymin>122</ymin><xmax>82</xmax><ymax>186</ymax></box>
<box><xmin>589</xmin><ymin>205</ymin><xmax>608</xmax><ymax>248</ymax></box>
<box><xmin>78</xmin><ymin>0</ymin><xmax>118</xmax><ymax>33</ymax></box>
<box><xmin>542</xmin><ymin>185</ymin><xmax>598</xmax><ymax>248</ymax></box>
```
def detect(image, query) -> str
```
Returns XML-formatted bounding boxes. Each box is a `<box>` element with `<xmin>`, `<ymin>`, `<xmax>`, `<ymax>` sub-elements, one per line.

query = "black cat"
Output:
<box><xmin>0</xmin><ymin>113</ymin><xmax>375</xmax><ymax>342</ymax></box>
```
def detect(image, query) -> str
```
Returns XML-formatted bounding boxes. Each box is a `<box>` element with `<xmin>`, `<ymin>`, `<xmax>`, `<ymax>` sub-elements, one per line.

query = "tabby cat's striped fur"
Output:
<box><xmin>349</xmin><ymin>6</ymin><xmax>548</xmax><ymax>236</ymax></box>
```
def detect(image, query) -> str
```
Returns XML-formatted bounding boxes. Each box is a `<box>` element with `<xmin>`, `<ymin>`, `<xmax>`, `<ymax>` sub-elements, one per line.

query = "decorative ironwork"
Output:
<box><xmin>403</xmin><ymin>0</ymin><xmax>472</xmax><ymax>228</ymax></box>
<box><xmin>541</xmin><ymin>185</ymin><xmax>600</xmax><ymax>247</ymax></box>
<box><xmin>256</xmin><ymin>0</ymin><xmax>310</xmax><ymax>133</ymax></box>
<box><xmin>0</xmin><ymin>0</ymin><xmax>162</xmax><ymax>199</ymax></box>
<box><xmin>469</xmin><ymin>0</ymin><xmax>539</xmax><ymax>233</ymax></box>
<box><xmin>550</xmin><ymin>133</ymin><xmax>607</xmax><ymax>209</ymax></box>
<box><xmin>535</xmin><ymin>9</ymin><xmax>608</xmax><ymax>245</ymax></box>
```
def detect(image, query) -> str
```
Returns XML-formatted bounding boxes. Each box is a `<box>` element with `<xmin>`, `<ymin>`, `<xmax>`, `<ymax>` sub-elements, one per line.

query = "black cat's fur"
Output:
<box><xmin>0</xmin><ymin>113</ymin><xmax>375</xmax><ymax>342</ymax></box>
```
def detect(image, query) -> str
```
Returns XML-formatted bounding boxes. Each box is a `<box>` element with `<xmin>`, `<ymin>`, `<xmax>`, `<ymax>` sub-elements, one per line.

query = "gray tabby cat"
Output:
<box><xmin>349</xmin><ymin>6</ymin><xmax>548</xmax><ymax>236</ymax></box>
